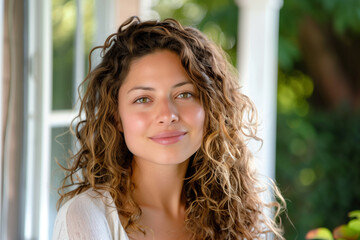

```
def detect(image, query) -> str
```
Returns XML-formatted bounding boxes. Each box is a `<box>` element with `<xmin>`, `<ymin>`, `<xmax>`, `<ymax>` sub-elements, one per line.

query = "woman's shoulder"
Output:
<box><xmin>54</xmin><ymin>188</ymin><xmax>112</xmax><ymax>224</ymax></box>
<box><xmin>60</xmin><ymin>188</ymin><xmax>113</xmax><ymax>216</ymax></box>
<box><xmin>52</xmin><ymin>188</ymin><xmax>128</xmax><ymax>240</ymax></box>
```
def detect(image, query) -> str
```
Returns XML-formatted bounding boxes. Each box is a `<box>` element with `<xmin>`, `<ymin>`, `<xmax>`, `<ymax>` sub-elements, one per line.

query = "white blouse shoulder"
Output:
<box><xmin>52</xmin><ymin>188</ymin><xmax>129</xmax><ymax>240</ymax></box>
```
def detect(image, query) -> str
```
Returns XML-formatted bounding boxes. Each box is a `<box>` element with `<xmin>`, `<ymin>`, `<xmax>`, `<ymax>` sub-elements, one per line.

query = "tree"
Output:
<box><xmin>279</xmin><ymin>0</ymin><xmax>360</xmax><ymax>110</ymax></box>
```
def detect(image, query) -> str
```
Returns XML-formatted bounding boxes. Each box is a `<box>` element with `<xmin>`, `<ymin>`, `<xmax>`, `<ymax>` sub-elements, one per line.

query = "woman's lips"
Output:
<box><xmin>149</xmin><ymin>131</ymin><xmax>187</xmax><ymax>145</ymax></box>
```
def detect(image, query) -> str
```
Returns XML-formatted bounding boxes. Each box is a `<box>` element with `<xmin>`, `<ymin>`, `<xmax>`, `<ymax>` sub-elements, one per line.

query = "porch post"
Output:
<box><xmin>235</xmin><ymin>0</ymin><xmax>283</xmax><ymax>180</ymax></box>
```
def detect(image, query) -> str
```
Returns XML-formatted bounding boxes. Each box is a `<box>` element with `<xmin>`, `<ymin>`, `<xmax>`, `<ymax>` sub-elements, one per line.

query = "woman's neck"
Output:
<box><xmin>131</xmin><ymin>158</ymin><xmax>189</xmax><ymax>217</ymax></box>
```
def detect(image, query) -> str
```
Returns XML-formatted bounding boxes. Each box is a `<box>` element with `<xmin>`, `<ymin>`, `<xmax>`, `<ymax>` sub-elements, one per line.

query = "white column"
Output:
<box><xmin>139</xmin><ymin>0</ymin><xmax>154</xmax><ymax>20</ymax></box>
<box><xmin>93</xmin><ymin>0</ymin><xmax>151</xmax><ymax>67</ymax></box>
<box><xmin>236</xmin><ymin>0</ymin><xmax>283</xmax><ymax>180</ymax></box>
<box><xmin>94</xmin><ymin>1</ymin><xmax>117</xmax><ymax>47</ymax></box>
<box><xmin>92</xmin><ymin>1</ymin><xmax>118</xmax><ymax>70</ymax></box>
<box><xmin>94</xmin><ymin>0</ymin><xmax>152</xmax><ymax>48</ymax></box>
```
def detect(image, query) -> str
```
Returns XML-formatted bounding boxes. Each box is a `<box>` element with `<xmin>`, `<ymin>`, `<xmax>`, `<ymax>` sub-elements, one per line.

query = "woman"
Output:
<box><xmin>53</xmin><ymin>16</ymin><xmax>285</xmax><ymax>240</ymax></box>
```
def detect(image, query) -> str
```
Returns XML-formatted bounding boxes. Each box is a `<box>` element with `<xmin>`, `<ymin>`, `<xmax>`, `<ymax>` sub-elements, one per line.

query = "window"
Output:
<box><xmin>24</xmin><ymin>0</ymin><xmax>135</xmax><ymax>239</ymax></box>
<box><xmin>23</xmin><ymin>0</ymin><xmax>149</xmax><ymax>238</ymax></box>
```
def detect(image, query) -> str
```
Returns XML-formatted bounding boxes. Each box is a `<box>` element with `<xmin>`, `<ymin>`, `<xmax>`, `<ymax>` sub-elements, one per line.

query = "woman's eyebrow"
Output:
<box><xmin>127</xmin><ymin>86</ymin><xmax>155</xmax><ymax>94</ymax></box>
<box><xmin>127</xmin><ymin>81</ymin><xmax>192</xmax><ymax>94</ymax></box>
<box><xmin>172</xmin><ymin>81</ymin><xmax>192</xmax><ymax>89</ymax></box>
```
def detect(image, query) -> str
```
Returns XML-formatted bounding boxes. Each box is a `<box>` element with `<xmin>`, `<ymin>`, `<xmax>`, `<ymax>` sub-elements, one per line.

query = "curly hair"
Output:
<box><xmin>57</xmin><ymin>16</ymin><xmax>285</xmax><ymax>239</ymax></box>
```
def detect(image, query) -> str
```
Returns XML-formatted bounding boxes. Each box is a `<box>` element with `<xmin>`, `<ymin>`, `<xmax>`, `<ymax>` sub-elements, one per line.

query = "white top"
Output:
<box><xmin>52</xmin><ymin>188</ymin><xmax>129</xmax><ymax>240</ymax></box>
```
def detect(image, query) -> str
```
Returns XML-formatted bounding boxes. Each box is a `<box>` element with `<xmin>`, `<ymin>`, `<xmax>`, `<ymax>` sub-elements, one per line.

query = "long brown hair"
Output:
<box><xmin>57</xmin><ymin>16</ymin><xmax>285</xmax><ymax>239</ymax></box>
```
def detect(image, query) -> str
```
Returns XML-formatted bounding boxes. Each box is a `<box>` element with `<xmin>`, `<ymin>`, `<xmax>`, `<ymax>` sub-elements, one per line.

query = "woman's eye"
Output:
<box><xmin>177</xmin><ymin>92</ymin><xmax>193</xmax><ymax>99</ymax></box>
<box><xmin>134</xmin><ymin>97</ymin><xmax>151</xmax><ymax>104</ymax></box>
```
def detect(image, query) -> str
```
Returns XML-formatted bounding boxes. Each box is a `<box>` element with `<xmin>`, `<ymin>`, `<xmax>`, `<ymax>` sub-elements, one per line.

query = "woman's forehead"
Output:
<box><xmin>121</xmin><ymin>50</ymin><xmax>191</xmax><ymax>86</ymax></box>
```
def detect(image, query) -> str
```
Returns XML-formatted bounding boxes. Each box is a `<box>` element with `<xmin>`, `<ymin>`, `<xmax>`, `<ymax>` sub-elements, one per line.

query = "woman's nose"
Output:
<box><xmin>156</xmin><ymin>99</ymin><xmax>179</xmax><ymax>125</ymax></box>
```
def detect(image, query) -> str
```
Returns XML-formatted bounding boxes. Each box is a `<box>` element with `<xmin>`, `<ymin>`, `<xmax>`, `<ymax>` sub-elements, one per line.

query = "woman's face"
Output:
<box><xmin>117</xmin><ymin>50</ymin><xmax>205</xmax><ymax>166</ymax></box>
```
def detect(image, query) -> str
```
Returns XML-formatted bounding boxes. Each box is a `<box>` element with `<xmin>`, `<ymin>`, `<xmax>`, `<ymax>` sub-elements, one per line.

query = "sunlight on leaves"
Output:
<box><xmin>333</xmin><ymin>224</ymin><xmax>360</xmax><ymax>239</ymax></box>
<box><xmin>349</xmin><ymin>210</ymin><xmax>360</xmax><ymax>220</ymax></box>
<box><xmin>299</xmin><ymin>168</ymin><xmax>316</xmax><ymax>186</ymax></box>
<box><xmin>306</xmin><ymin>228</ymin><xmax>334</xmax><ymax>240</ymax></box>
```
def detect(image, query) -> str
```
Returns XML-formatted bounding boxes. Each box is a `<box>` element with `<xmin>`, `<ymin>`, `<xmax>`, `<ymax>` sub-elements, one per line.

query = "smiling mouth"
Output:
<box><xmin>149</xmin><ymin>131</ymin><xmax>187</xmax><ymax>145</ymax></box>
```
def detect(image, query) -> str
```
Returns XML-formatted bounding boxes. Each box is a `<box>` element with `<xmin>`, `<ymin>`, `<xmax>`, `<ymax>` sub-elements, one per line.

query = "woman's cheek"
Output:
<box><xmin>122</xmin><ymin>111</ymin><xmax>149</xmax><ymax>136</ymax></box>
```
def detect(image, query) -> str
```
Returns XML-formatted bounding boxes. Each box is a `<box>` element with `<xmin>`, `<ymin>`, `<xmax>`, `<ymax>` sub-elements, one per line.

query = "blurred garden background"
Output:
<box><xmin>51</xmin><ymin>0</ymin><xmax>360</xmax><ymax>239</ymax></box>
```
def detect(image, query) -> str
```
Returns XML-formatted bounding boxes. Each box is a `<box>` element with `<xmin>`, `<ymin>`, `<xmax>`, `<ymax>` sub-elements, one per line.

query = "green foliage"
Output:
<box><xmin>52</xmin><ymin>0</ymin><xmax>94</xmax><ymax>110</ymax></box>
<box><xmin>278</xmin><ymin>0</ymin><xmax>360</xmax><ymax>71</ymax></box>
<box><xmin>306</xmin><ymin>228</ymin><xmax>334</xmax><ymax>240</ymax></box>
<box><xmin>306</xmin><ymin>210</ymin><xmax>360</xmax><ymax>240</ymax></box>
<box><xmin>277</xmin><ymin>69</ymin><xmax>314</xmax><ymax>116</ymax></box>
<box><xmin>52</xmin><ymin>0</ymin><xmax>76</xmax><ymax>110</ymax></box>
<box><xmin>277</xmin><ymin>2</ymin><xmax>360</xmax><ymax>236</ymax></box>
<box><xmin>276</xmin><ymin>110</ymin><xmax>360</xmax><ymax>239</ymax></box>
<box><xmin>153</xmin><ymin>0</ymin><xmax>238</xmax><ymax>66</ymax></box>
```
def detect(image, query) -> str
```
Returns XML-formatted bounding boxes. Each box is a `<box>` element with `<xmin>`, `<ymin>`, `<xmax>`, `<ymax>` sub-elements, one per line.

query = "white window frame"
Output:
<box><xmin>25</xmin><ymin>0</ymin><xmax>85</xmax><ymax>238</ymax></box>
<box><xmin>0</xmin><ymin>0</ymin><xmax>5</xmax><ymax>236</ymax></box>
<box><xmin>25</xmin><ymin>0</ymin><xmax>54</xmax><ymax>238</ymax></box>
<box><xmin>24</xmin><ymin>0</ymin><xmax>148</xmax><ymax>239</ymax></box>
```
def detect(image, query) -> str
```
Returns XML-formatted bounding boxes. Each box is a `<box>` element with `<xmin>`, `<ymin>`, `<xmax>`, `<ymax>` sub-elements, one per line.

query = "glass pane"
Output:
<box><xmin>49</xmin><ymin>127</ymin><xmax>73</xmax><ymax>239</ymax></box>
<box><xmin>52</xmin><ymin>0</ymin><xmax>76</xmax><ymax>110</ymax></box>
<box><xmin>52</xmin><ymin>0</ymin><xmax>95</xmax><ymax>110</ymax></box>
